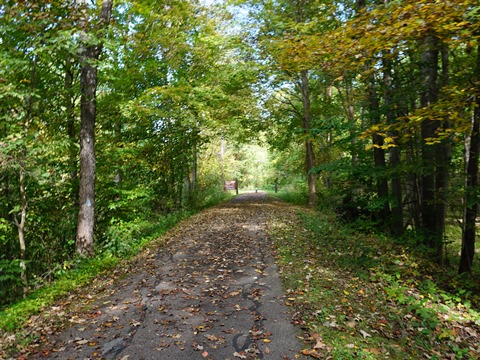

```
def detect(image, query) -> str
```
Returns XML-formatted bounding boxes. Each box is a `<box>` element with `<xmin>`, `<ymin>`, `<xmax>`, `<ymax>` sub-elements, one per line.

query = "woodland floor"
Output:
<box><xmin>2</xmin><ymin>192</ymin><xmax>480</xmax><ymax>359</ymax></box>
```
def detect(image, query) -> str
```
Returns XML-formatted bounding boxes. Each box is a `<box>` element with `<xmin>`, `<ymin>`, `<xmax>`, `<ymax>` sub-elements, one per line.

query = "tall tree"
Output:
<box><xmin>76</xmin><ymin>0</ymin><xmax>113</xmax><ymax>256</ymax></box>
<box><xmin>300</xmin><ymin>69</ymin><xmax>317</xmax><ymax>206</ymax></box>
<box><xmin>459</xmin><ymin>42</ymin><xmax>480</xmax><ymax>274</ymax></box>
<box><xmin>419</xmin><ymin>32</ymin><xmax>450</xmax><ymax>260</ymax></box>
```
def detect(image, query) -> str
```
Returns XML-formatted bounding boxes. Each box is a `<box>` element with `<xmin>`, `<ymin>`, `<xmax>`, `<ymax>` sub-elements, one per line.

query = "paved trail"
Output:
<box><xmin>34</xmin><ymin>192</ymin><xmax>304</xmax><ymax>360</ymax></box>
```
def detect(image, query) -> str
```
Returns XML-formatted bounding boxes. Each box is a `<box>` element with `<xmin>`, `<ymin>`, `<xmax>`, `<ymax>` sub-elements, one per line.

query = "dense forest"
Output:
<box><xmin>1</xmin><ymin>0</ymin><xmax>479</xmax><ymax>308</ymax></box>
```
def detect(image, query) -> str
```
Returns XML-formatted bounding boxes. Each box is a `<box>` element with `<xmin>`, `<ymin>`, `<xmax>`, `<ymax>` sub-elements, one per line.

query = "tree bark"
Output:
<box><xmin>192</xmin><ymin>143</ymin><xmax>197</xmax><ymax>192</ymax></box>
<box><xmin>433</xmin><ymin>44</ymin><xmax>451</xmax><ymax>263</ymax></box>
<box><xmin>114</xmin><ymin>121</ymin><xmax>122</xmax><ymax>188</ymax></box>
<box><xmin>383</xmin><ymin>57</ymin><xmax>403</xmax><ymax>235</ymax></box>
<box><xmin>420</xmin><ymin>33</ymin><xmax>443</xmax><ymax>258</ymax></box>
<box><xmin>76</xmin><ymin>0</ymin><xmax>113</xmax><ymax>256</ymax></box>
<box><xmin>459</xmin><ymin>44</ymin><xmax>480</xmax><ymax>274</ymax></box>
<box><xmin>300</xmin><ymin>70</ymin><xmax>317</xmax><ymax>207</ymax></box>
<box><xmin>14</xmin><ymin>169</ymin><xmax>28</xmax><ymax>298</ymax></box>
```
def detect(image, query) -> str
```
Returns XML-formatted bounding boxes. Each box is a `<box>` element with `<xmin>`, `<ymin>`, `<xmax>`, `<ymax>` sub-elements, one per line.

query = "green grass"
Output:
<box><xmin>0</xmin><ymin>256</ymin><xmax>118</xmax><ymax>332</ymax></box>
<box><xmin>266</xmin><ymin>199</ymin><xmax>480</xmax><ymax>359</ymax></box>
<box><xmin>265</xmin><ymin>189</ymin><xmax>309</xmax><ymax>205</ymax></box>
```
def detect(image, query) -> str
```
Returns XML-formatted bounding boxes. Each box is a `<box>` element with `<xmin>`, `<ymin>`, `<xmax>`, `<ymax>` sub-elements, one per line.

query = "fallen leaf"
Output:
<box><xmin>360</xmin><ymin>330</ymin><xmax>372</xmax><ymax>338</ymax></box>
<box><xmin>314</xmin><ymin>339</ymin><xmax>325</xmax><ymax>350</ymax></box>
<box><xmin>233</xmin><ymin>351</ymin><xmax>247</xmax><ymax>359</ymax></box>
<box><xmin>301</xmin><ymin>349</ymin><xmax>322</xmax><ymax>358</ymax></box>
<box><xmin>345</xmin><ymin>321</ymin><xmax>356</xmax><ymax>328</ymax></box>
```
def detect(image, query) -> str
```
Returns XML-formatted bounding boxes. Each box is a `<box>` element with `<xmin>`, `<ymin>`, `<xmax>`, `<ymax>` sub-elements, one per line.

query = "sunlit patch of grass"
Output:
<box><xmin>266</xmin><ymin>189</ymin><xmax>309</xmax><ymax>205</ymax></box>
<box><xmin>266</xmin><ymin>197</ymin><xmax>480</xmax><ymax>359</ymax></box>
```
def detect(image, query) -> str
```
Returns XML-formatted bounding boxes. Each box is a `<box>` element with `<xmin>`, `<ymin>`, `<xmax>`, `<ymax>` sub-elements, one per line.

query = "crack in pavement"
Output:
<box><xmin>33</xmin><ymin>192</ymin><xmax>305</xmax><ymax>360</ymax></box>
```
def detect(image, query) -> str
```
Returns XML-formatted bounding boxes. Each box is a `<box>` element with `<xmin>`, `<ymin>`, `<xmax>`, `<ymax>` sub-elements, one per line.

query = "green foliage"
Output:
<box><xmin>270</xmin><ymin>189</ymin><xmax>309</xmax><ymax>205</ymax></box>
<box><xmin>101</xmin><ymin>211</ymin><xmax>194</xmax><ymax>257</ymax></box>
<box><xmin>0</xmin><ymin>255</ymin><xmax>119</xmax><ymax>332</ymax></box>
<box><xmin>0</xmin><ymin>0</ymin><xmax>263</xmax><ymax>308</ymax></box>
<box><xmin>0</xmin><ymin>259</ymin><xmax>24</xmax><ymax>305</ymax></box>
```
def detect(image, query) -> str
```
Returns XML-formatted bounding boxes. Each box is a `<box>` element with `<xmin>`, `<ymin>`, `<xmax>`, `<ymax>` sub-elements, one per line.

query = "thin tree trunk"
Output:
<box><xmin>300</xmin><ymin>69</ymin><xmax>317</xmax><ymax>207</ymax></box>
<box><xmin>114</xmin><ymin>121</ymin><xmax>122</xmax><ymax>188</ymax></box>
<box><xmin>459</xmin><ymin>44</ymin><xmax>480</xmax><ymax>274</ymax></box>
<box><xmin>76</xmin><ymin>0</ymin><xmax>113</xmax><ymax>256</ymax></box>
<box><xmin>14</xmin><ymin>169</ymin><xmax>28</xmax><ymax>298</ymax></box>
<box><xmin>185</xmin><ymin>172</ymin><xmax>191</xmax><ymax>204</ymax></box>
<box><xmin>14</xmin><ymin>54</ymin><xmax>37</xmax><ymax>297</ymax></box>
<box><xmin>434</xmin><ymin>136</ymin><xmax>450</xmax><ymax>263</ymax></box>
<box><xmin>192</xmin><ymin>142</ymin><xmax>197</xmax><ymax>191</ymax></box>
<box><xmin>368</xmin><ymin>84</ymin><xmax>390</xmax><ymax>219</ymax></box>
<box><xmin>384</xmin><ymin>57</ymin><xmax>403</xmax><ymax>235</ymax></box>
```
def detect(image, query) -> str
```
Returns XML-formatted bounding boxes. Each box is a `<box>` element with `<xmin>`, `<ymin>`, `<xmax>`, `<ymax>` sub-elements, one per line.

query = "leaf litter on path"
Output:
<box><xmin>6</xmin><ymin>192</ymin><xmax>305</xmax><ymax>360</ymax></box>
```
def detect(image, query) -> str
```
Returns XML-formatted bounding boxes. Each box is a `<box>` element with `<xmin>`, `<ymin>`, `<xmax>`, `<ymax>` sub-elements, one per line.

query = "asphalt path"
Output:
<box><xmin>34</xmin><ymin>192</ymin><xmax>305</xmax><ymax>360</ymax></box>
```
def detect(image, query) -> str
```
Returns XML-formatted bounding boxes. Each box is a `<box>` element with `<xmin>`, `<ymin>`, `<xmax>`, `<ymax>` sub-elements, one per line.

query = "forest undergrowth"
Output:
<box><xmin>266</xmin><ymin>196</ymin><xmax>480</xmax><ymax>359</ymax></box>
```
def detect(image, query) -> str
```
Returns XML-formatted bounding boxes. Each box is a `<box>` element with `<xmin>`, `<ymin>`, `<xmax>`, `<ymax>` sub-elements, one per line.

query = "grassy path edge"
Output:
<box><xmin>265</xmin><ymin>197</ymin><xmax>480</xmax><ymax>359</ymax></box>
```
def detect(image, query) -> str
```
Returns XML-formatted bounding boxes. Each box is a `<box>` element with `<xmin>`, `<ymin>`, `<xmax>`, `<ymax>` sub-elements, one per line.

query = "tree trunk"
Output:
<box><xmin>14</xmin><ymin>54</ymin><xmax>37</xmax><ymax>297</ymax></box>
<box><xmin>383</xmin><ymin>57</ymin><xmax>403</xmax><ymax>235</ymax></box>
<box><xmin>192</xmin><ymin>143</ymin><xmax>197</xmax><ymax>192</ymax></box>
<box><xmin>114</xmin><ymin>121</ymin><xmax>122</xmax><ymax>188</ymax></box>
<box><xmin>459</xmin><ymin>44</ymin><xmax>480</xmax><ymax>274</ymax></box>
<box><xmin>368</xmin><ymin>84</ymin><xmax>390</xmax><ymax>219</ymax></box>
<box><xmin>76</xmin><ymin>0</ymin><xmax>113</xmax><ymax>256</ymax></box>
<box><xmin>14</xmin><ymin>169</ymin><xmax>28</xmax><ymax>298</ymax></box>
<box><xmin>420</xmin><ymin>33</ymin><xmax>443</xmax><ymax>257</ymax></box>
<box><xmin>76</xmin><ymin>60</ymin><xmax>97</xmax><ymax>256</ymax></box>
<box><xmin>300</xmin><ymin>70</ymin><xmax>317</xmax><ymax>207</ymax></box>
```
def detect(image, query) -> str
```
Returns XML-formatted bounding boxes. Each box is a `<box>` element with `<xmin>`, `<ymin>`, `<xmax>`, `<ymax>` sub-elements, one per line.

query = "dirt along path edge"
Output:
<box><xmin>28</xmin><ymin>192</ymin><xmax>306</xmax><ymax>360</ymax></box>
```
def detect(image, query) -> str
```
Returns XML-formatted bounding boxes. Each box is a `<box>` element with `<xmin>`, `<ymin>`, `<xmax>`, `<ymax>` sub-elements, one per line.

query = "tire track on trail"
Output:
<box><xmin>31</xmin><ymin>192</ymin><xmax>305</xmax><ymax>360</ymax></box>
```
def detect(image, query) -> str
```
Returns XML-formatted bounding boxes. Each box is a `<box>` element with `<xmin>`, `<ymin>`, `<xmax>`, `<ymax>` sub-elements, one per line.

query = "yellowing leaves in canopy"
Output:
<box><xmin>269</xmin><ymin>0</ymin><xmax>480</xmax><ymax>73</ymax></box>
